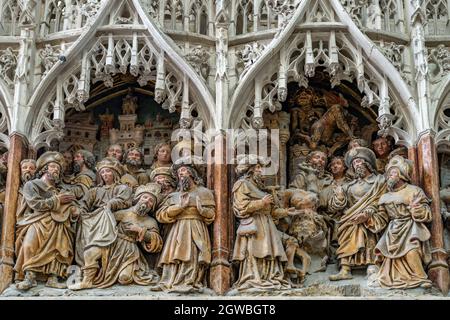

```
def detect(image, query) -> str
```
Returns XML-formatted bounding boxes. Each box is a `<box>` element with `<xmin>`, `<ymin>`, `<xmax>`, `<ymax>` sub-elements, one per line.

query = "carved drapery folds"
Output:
<box><xmin>31</xmin><ymin>32</ymin><xmax>200</xmax><ymax>150</ymax></box>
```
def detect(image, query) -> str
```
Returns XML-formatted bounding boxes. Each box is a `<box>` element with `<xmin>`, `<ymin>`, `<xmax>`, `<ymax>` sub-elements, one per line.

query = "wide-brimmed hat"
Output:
<box><xmin>344</xmin><ymin>147</ymin><xmax>377</xmax><ymax>169</ymax></box>
<box><xmin>36</xmin><ymin>151</ymin><xmax>65</xmax><ymax>172</ymax></box>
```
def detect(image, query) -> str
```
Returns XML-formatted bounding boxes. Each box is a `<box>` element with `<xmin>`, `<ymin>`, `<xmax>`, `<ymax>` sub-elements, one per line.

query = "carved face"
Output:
<box><xmin>46</xmin><ymin>162</ymin><xmax>61</xmax><ymax>182</ymax></box>
<box><xmin>387</xmin><ymin>167</ymin><xmax>401</xmax><ymax>191</ymax></box>
<box><xmin>155</xmin><ymin>175</ymin><xmax>175</xmax><ymax>194</ymax></box>
<box><xmin>177</xmin><ymin>166</ymin><xmax>193</xmax><ymax>191</ymax></box>
<box><xmin>372</xmin><ymin>138</ymin><xmax>391</xmax><ymax>158</ymax></box>
<box><xmin>329</xmin><ymin>158</ymin><xmax>345</xmax><ymax>178</ymax></box>
<box><xmin>107</xmin><ymin>145</ymin><xmax>123</xmax><ymax>162</ymax></box>
<box><xmin>157</xmin><ymin>145</ymin><xmax>171</xmax><ymax>163</ymax></box>
<box><xmin>21</xmin><ymin>161</ymin><xmax>36</xmax><ymax>183</ymax></box>
<box><xmin>137</xmin><ymin>193</ymin><xmax>155</xmax><ymax>215</ymax></box>
<box><xmin>63</xmin><ymin>151</ymin><xmax>73</xmax><ymax>168</ymax></box>
<box><xmin>73</xmin><ymin>152</ymin><xmax>85</xmax><ymax>173</ymax></box>
<box><xmin>100</xmin><ymin>167</ymin><xmax>115</xmax><ymax>185</ymax></box>
<box><xmin>126</xmin><ymin>149</ymin><xmax>142</xmax><ymax>166</ymax></box>
<box><xmin>309</xmin><ymin>152</ymin><xmax>327</xmax><ymax>171</ymax></box>
<box><xmin>352</xmin><ymin>158</ymin><xmax>369</xmax><ymax>178</ymax></box>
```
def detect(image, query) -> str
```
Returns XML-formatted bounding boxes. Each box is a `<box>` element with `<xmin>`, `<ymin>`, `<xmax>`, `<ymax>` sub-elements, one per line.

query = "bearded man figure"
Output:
<box><xmin>231</xmin><ymin>155</ymin><xmax>293</xmax><ymax>291</ymax></box>
<box><xmin>70</xmin><ymin>157</ymin><xmax>132</xmax><ymax>290</ymax></box>
<box><xmin>289</xmin><ymin>150</ymin><xmax>333</xmax><ymax>194</ymax></box>
<box><xmin>64</xmin><ymin>149</ymin><xmax>96</xmax><ymax>199</ymax></box>
<box><xmin>328</xmin><ymin>147</ymin><xmax>388</xmax><ymax>281</ymax></box>
<box><xmin>149</xmin><ymin>167</ymin><xmax>176</xmax><ymax>198</ymax></box>
<box><xmin>15</xmin><ymin>152</ymin><xmax>78</xmax><ymax>290</ymax></box>
<box><xmin>289</xmin><ymin>150</ymin><xmax>333</xmax><ymax>269</ymax></box>
<box><xmin>87</xmin><ymin>183</ymin><xmax>163</xmax><ymax>288</ymax></box>
<box><xmin>152</xmin><ymin>156</ymin><xmax>215</xmax><ymax>293</ymax></box>
<box><xmin>374</xmin><ymin>156</ymin><xmax>433</xmax><ymax>289</ymax></box>
<box><xmin>122</xmin><ymin>147</ymin><xmax>150</xmax><ymax>186</ymax></box>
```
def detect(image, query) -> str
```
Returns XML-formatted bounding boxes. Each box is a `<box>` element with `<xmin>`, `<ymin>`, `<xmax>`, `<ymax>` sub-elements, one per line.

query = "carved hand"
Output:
<box><xmin>70</xmin><ymin>206</ymin><xmax>80</xmax><ymax>221</ymax></box>
<box><xmin>123</xmin><ymin>223</ymin><xmax>141</xmax><ymax>234</ymax></box>
<box><xmin>58</xmin><ymin>193</ymin><xmax>76</xmax><ymax>205</ymax></box>
<box><xmin>179</xmin><ymin>192</ymin><xmax>190</xmax><ymax>209</ymax></box>
<box><xmin>351</xmin><ymin>211</ymin><xmax>370</xmax><ymax>224</ymax></box>
<box><xmin>262</xmin><ymin>194</ymin><xmax>274</xmax><ymax>206</ymax></box>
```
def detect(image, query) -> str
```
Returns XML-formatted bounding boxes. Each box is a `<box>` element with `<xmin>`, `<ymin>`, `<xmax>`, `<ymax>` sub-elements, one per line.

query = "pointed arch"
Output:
<box><xmin>433</xmin><ymin>75</ymin><xmax>450</xmax><ymax>152</ymax></box>
<box><xmin>24</xmin><ymin>0</ymin><xmax>217</xmax><ymax>150</ymax></box>
<box><xmin>228</xmin><ymin>0</ymin><xmax>419</xmax><ymax>146</ymax></box>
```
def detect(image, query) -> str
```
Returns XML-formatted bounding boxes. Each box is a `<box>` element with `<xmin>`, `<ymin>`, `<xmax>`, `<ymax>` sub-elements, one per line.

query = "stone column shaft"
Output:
<box><xmin>0</xmin><ymin>133</ymin><xmax>27</xmax><ymax>293</ymax></box>
<box><xmin>417</xmin><ymin>133</ymin><xmax>449</xmax><ymax>295</ymax></box>
<box><xmin>210</xmin><ymin>133</ymin><xmax>231</xmax><ymax>294</ymax></box>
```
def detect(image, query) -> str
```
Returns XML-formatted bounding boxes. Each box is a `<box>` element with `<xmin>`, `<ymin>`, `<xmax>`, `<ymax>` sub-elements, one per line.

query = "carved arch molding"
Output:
<box><xmin>28</xmin><ymin>31</ymin><xmax>210</xmax><ymax>151</ymax></box>
<box><xmin>234</xmin><ymin>31</ymin><xmax>413</xmax><ymax>146</ymax></box>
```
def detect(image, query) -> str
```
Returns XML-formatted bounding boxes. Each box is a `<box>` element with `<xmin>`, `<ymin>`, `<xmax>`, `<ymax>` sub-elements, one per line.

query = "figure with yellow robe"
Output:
<box><xmin>92</xmin><ymin>183</ymin><xmax>163</xmax><ymax>288</ymax></box>
<box><xmin>15</xmin><ymin>152</ymin><xmax>79</xmax><ymax>290</ymax></box>
<box><xmin>152</xmin><ymin>156</ymin><xmax>215</xmax><ymax>293</ymax></box>
<box><xmin>374</xmin><ymin>156</ymin><xmax>433</xmax><ymax>289</ymax></box>
<box><xmin>231</xmin><ymin>155</ymin><xmax>292</xmax><ymax>291</ymax></box>
<box><xmin>70</xmin><ymin>157</ymin><xmax>132</xmax><ymax>290</ymax></box>
<box><xmin>328</xmin><ymin>147</ymin><xmax>388</xmax><ymax>281</ymax></box>
<box><xmin>63</xmin><ymin>149</ymin><xmax>96</xmax><ymax>199</ymax></box>
<box><xmin>122</xmin><ymin>147</ymin><xmax>150</xmax><ymax>186</ymax></box>
<box><xmin>14</xmin><ymin>159</ymin><xmax>37</xmax><ymax>283</ymax></box>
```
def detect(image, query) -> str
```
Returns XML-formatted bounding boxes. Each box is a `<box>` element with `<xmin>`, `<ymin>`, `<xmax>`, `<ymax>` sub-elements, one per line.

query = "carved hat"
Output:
<box><xmin>96</xmin><ymin>157</ymin><xmax>124</xmax><ymax>176</ymax></box>
<box><xmin>235</xmin><ymin>154</ymin><xmax>271</xmax><ymax>176</ymax></box>
<box><xmin>344</xmin><ymin>147</ymin><xmax>377</xmax><ymax>170</ymax></box>
<box><xmin>385</xmin><ymin>155</ymin><xmax>413</xmax><ymax>183</ymax></box>
<box><xmin>149</xmin><ymin>166</ymin><xmax>176</xmax><ymax>184</ymax></box>
<box><xmin>134</xmin><ymin>183</ymin><xmax>162</xmax><ymax>209</ymax></box>
<box><xmin>36</xmin><ymin>151</ymin><xmax>65</xmax><ymax>173</ymax></box>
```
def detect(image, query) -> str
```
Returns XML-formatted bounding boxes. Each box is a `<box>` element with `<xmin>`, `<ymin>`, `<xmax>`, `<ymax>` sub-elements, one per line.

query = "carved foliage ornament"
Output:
<box><xmin>184</xmin><ymin>46</ymin><xmax>211</xmax><ymax>80</ymax></box>
<box><xmin>0</xmin><ymin>47</ymin><xmax>18</xmax><ymax>88</ymax></box>
<box><xmin>428</xmin><ymin>44</ymin><xmax>450</xmax><ymax>81</ymax></box>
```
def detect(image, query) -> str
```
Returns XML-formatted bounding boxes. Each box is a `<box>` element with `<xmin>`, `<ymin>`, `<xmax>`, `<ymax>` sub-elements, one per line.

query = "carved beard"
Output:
<box><xmin>21</xmin><ymin>172</ymin><xmax>34</xmax><ymax>184</ymax></box>
<box><xmin>310</xmin><ymin>162</ymin><xmax>325</xmax><ymax>177</ymax></box>
<box><xmin>73</xmin><ymin>161</ymin><xmax>83</xmax><ymax>174</ymax></box>
<box><xmin>252</xmin><ymin>173</ymin><xmax>265</xmax><ymax>189</ymax></box>
<box><xmin>160</xmin><ymin>182</ymin><xmax>173</xmax><ymax>195</ymax></box>
<box><xmin>179</xmin><ymin>176</ymin><xmax>192</xmax><ymax>192</ymax></box>
<box><xmin>387</xmin><ymin>176</ymin><xmax>400</xmax><ymax>191</ymax></box>
<box><xmin>126</xmin><ymin>158</ymin><xmax>141</xmax><ymax>167</ymax></box>
<box><xmin>136</xmin><ymin>202</ymin><xmax>150</xmax><ymax>216</ymax></box>
<box><xmin>354</xmin><ymin>166</ymin><xmax>367</xmax><ymax>179</ymax></box>
<box><xmin>47</xmin><ymin>171</ymin><xmax>60</xmax><ymax>184</ymax></box>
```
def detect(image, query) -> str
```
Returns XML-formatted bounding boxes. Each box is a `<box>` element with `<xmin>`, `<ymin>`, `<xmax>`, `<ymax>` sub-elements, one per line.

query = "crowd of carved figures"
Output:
<box><xmin>0</xmin><ymin>93</ymin><xmax>439</xmax><ymax>293</ymax></box>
